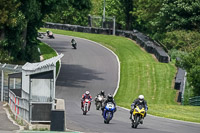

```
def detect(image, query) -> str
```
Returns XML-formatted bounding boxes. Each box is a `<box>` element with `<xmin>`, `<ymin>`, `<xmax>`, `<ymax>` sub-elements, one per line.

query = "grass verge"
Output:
<box><xmin>39</xmin><ymin>28</ymin><xmax>200</xmax><ymax>123</ymax></box>
<box><xmin>38</xmin><ymin>41</ymin><xmax>60</xmax><ymax>75</ymax></box>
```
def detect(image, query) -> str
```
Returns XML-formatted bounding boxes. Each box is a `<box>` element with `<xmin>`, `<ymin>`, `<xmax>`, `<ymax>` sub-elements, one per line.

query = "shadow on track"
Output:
<box><xmin>57</xmin><ymin>64</ymin><xmax>104</xmax><ymax>88</ymax></box>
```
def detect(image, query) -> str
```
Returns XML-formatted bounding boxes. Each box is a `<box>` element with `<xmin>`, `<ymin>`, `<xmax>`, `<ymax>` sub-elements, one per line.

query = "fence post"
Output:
<box><xmin>88</xmin><ymin>14</ymin><xmax>92</xmax><ymax>27</ymax></box>
<box><xmin>1</xmin><ymin>64</ymin><xmax>6</xmax><ymax>101</ymax></box>
<box><xmin>113</xmin><ymin>16</ymin><xmax>115</xmax><ymax>35</ymax></box>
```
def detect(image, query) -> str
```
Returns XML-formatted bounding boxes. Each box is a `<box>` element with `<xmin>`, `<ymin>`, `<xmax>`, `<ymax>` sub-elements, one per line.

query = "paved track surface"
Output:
<box><xmin>0</xmin><ymin>102</ymin><xmax>19</xmax><ymax>133</ymax></box>
<box><xmin>41</xmin><ymin>34</ymin><xmax>200</xmax><ymax>133</ymax></box>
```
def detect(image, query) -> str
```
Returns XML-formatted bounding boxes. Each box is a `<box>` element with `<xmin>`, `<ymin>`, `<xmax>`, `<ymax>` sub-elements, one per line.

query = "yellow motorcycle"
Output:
<box><xmin>131</xmin><ymin>105</ymin><xmax>145</xmax><ymax>128</ymax></box>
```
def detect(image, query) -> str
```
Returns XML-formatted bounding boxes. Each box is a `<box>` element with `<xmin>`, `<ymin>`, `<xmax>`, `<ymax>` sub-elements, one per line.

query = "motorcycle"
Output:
<box><xmin>46</xmin><ymin>31</ymin><xmax>55</xmax><ymax>39</ymax></box>
<box><xmin>131</xmin><ymin>105</ymin><xmax>146</xmax><ymax>128</ymax></box>
<box><xmin>82</xmin><ymin>98</ymin><xmax>91</xmax><ymax>115</ymax></box>
<box><xmin>72</xmin><ymin>42</ymin><xmax>77</xmax><ymax>49</ymax></box>
<box><xmin>95</xmin><ymin>95</ymin><xmax>105</xmax><ymax>110</ymax></box>
<box><xmin>103</xmin><ymin>102</ymin><xmax>116</xmax><ymax>124</ymax></box>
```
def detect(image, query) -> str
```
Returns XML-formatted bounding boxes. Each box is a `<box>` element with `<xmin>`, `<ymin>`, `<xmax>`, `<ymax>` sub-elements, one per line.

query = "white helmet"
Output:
<box><xmin>85</xmin><ymin>91</ymin><xmax>90</xmax><ymax>95</ymax></box>
<box><xmin>138</xmin><ymin>95</ymin><xmax>144</xmax><ymax>103</ymax></box>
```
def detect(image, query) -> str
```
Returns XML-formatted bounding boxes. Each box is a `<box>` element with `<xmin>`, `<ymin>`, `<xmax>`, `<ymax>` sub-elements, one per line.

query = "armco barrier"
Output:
<box><xmin>174</xmin><ymin>68</ymin><xmax>186</xmax><ymax>103</ymax></box>
<box><xmin>44</xmin><ymin>22</ymin><xmax>170</xmax><ymax>63</ymax></box>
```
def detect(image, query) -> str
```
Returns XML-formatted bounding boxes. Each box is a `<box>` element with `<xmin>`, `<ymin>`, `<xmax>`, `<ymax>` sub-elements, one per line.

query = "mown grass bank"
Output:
<box><xmin>39</xmin><ymin>28</ymin><xmax>200</xmax><ymax>123</ymax></box>
<box><xmin>38</xmin><ymin>42</ymin><xmax>59</xmax><ymax>75</ymax></box>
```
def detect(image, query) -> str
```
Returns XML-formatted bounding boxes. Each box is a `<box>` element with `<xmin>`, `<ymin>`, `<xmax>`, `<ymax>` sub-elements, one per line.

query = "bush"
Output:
<box><xmin>161</xmin><ymin>30</ymin><xmax>200</xmax><ymax>52</ymax></box>
<box><xmin>168</xmin><ymin>49</ymin><xmax>187</xmax><ymax>60</ymax></box>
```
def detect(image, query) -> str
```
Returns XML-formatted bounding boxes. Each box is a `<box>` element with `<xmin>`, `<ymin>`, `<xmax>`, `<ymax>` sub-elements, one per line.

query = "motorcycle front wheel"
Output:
<box><xmin>96</xmin><ymin>102</ymin><xmax>101</xmax><ymax>110</ymax></box>
<box><xmin>132</xmin><ymin>115</ymin><xmax>140</xmax><ymax>128</ymax></box>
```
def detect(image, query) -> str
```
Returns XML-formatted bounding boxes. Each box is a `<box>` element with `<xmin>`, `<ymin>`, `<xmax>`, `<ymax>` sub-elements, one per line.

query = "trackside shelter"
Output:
<box><xmin>8</xmin><ymin>54</ymin><xmax>63</xmax><ymax>123</ymax></box>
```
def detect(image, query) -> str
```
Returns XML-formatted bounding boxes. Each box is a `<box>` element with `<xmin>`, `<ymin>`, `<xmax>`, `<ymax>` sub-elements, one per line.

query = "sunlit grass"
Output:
<box><xmin>38</xmin><ymin>42</ymin><xmax>59</xmax><ymax>75</ymax></box>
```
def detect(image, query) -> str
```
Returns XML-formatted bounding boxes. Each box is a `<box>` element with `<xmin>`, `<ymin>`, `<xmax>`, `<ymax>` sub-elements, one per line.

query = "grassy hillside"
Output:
<box><xmin>39</xmin><ymin>28</ymin><xmax>200</xmax><ymax>123</ymax></box>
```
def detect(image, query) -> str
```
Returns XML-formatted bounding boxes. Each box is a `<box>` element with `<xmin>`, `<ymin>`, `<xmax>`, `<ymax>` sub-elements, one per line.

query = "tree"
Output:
<box><xmin>45</xmin><ymin>0</ymin><xmax>92</xmax><ymax>26</ymax></box>
<box><xmin>131</xmin><ymin>0</ymin><xmax>163</xmax><ymax>33</ymax></box>
<box><xmin>152</xmin><ymin>0</ymin><xmax>200</xmax><ymax>33</ymax></box>
<box><xmin>177</xmin><ymin>46</ymin><xmax>200</xmax><ymax>96</ymax></box>
<box><xmin>1</xmin><ymin>0</ymin><xmax>67</xmax><ymax>63</ymax></box>
<box><xmin>0</xmin><ymin>0</ymin><xmax>21</xmax><ymax>39</ymax></box>
<box><xmin>119</xmin><ymin>0</ymin><xmax>133</xmax><ymax>30</ymax></box>
<box><xmin>160</xmin><ymin>30</ymin><xmax>200</xmax><ymax>52</ymax></box>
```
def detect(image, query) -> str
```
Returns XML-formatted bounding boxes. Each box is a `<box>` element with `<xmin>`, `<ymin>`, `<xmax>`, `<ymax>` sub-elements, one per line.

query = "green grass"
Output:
<box><xmin>38</xmin><ymin>42</ymin><xmax>60</xmax><ymax>75</ymax></box>
<box><xmin>39</xmin><ymin>28</ymin><xmax>200</xmax><ymax>123</ymax></box>
<box><xmin>38</xmin><ymin>42</ymin><xmax>57</xmax><ymax>59</ymax></box>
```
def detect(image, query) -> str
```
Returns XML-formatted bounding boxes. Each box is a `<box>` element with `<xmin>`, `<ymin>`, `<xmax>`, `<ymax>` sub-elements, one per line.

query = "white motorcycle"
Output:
<box><xmin>95</xmin><ymin>95</ymin><xmax>105</xmax><ymax>110</ymax></box>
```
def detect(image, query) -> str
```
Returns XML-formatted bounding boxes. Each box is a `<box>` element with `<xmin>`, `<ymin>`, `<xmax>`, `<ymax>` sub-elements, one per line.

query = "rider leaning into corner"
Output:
<box><xmin>129</xmin><ymin>95</ymin><xmax>148</xmax><ymax>124</ymax></box>
<box><xmin>81</xmin><ymin>91</ymin><xmax>92</xmax><ymax>110</ymax></box>
<box><xmin>101</xmin><ymin>94</ymin><xmax>117</xmax><ymax>115</ymax></box>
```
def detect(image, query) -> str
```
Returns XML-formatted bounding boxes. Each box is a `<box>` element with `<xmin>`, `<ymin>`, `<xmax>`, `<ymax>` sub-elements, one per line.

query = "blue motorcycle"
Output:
<box><xmin>103</xmin><ymin>102</ymin><xmax>116</xmax><ymax>124</ymax></box>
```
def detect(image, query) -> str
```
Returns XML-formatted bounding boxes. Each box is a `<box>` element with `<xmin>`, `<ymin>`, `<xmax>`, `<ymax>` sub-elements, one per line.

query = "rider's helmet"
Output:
<box><xmin>100</xmin><ymin>90</ymin><xmax>105</xmax><ymax>96</ymax></box>
<box><xmin>107</xmin><ymin>94</ymin><xmax>113</xmax><ymax>102</ymax></box>
<box><xmin>85</xmin><ymin>91</ymin><xmax>90</xmax><ymax>96</ymax></box>
<box><xmin>138</xmin><ymin>95</ymin><xmax>144</xmax><ymax>103</ymax></box>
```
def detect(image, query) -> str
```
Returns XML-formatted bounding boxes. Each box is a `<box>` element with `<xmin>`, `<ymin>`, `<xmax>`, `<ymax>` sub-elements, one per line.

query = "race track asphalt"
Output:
<box><xmin>41</xmin><ymin>34</ymin><xmax>200</xmax><ymax>133</ymax></box>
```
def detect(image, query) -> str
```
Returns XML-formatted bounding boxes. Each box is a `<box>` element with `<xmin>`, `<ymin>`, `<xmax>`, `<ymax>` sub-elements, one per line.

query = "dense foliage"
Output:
<box><xmin>177</xmin><ymin>46</ymin><xmax>200</xmax><ymax>96</ymax></box>
<box><xmin>152</xmin><ymin>0</ymin><xmax>200</xmax><ymax>33</ymax></box>
<box><xmin>0</xmin><ymin>0</ymin><xmax>92</xmax><ymax>63</ymax></box>
<box><xmin>160</xmin><ymin>30</ymin><xmax>200</xmax><ymax>52</ymax></box>
<box><xmin>44</xmin><ymin>0</ymin><xmax>92</xmax><ymax>26</ymax></box>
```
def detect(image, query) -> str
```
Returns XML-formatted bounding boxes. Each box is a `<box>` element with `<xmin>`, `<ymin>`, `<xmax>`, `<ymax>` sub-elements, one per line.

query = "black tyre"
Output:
<box><xmin>134</xmin><ymin>116</ymin><xmax>140</xmax><ymax>128</ymax></box>
<box><xmin>96</xmin><ymin>102</ymin><xmax>100</xmax><ymax>110</ymax></box>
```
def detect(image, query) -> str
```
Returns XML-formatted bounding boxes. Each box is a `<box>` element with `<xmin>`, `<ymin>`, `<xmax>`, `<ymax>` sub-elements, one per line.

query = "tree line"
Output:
<box><xmin>0</xmin><ymin>0</ymin><xmax>199</xmax><ymax>96</ymax></box>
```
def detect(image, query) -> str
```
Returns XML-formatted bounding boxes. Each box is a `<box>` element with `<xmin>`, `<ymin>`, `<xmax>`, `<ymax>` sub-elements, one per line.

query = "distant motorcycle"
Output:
<box><xmin>72</xmin><ymin>43</ymin><xmax>77</xmax><ymax>49</ymax></box>
<box><xmin>46</xmin><ymin>31</ymin><xmax>55</xmax><ymax>39</ymax></box>
<box><xmin>82</xmin><ymin>98</ymin><xmax>91</xmax><ymax>115</ymax></box>
<box><xmin>103</xmin><ymin>102</ymin><xmax>116</xmax><ymax>124</ymax></box>
<box><xmin>38</xmin><ymin>32</ymin><xmax>45</xmax><ymax>39</ymax></box>
<box><xmin>131</xmin><ymin>105</ymin><xmax>146</xmax><ymax>128</ymax></box>
<box><xmin>95</xmin><ymin>95</ymin><xmax>105</xmax><ymax>110</ymax></box>
<box><xmin>71</xmin><ymin>39</ymin><xmax>77</xmax><ymax>49</ymax></box>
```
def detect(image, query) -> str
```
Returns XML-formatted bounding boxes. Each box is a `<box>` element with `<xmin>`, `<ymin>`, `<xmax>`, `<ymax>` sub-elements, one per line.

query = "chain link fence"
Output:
<box><xmin>0</xmin><ymin>64</ymin><xmax>22</xmax><ymax>102</ymax></box>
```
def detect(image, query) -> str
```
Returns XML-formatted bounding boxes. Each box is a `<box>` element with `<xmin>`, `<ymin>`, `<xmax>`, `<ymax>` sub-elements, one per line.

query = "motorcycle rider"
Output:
<box><xmin>46</xmin><ymin>30</ymin><xmax>54</xmax><ymax>38</ymax></box>
<box><xmin>95</xmin><ymin>90</ymin><xmax>106</xmax><ymax>106</ymax></box>
<box><xmin>71</xmin><ymin>38</ymin><xmax>77</xmax><ymax>48</ymax></box>
<box><xmin>101</xmin><ymin>94</ymin><xmax>116</xmax><ymax>115</ymax></box>
<box><xmin>81</xmin><ymin>91</ymin><xmax>92</xmax><ymax>111</ymax></box>
<box><xmin>129</xmin><ymin>95</ymin><xmax>148</xmax><ymax>124</ymax></box>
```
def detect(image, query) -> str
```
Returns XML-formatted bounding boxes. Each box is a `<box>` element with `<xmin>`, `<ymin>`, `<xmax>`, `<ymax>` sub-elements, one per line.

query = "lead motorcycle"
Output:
<box><xmin>46</xmin><ymin>31</ymin><xmax>55</xmax><ymax>39</ymax></box>
<box><xmin>82</xmin><ymin>98</ymin><xmax>91</xmax><ymax>115</ymax></box>
<box><xmin>95</xmin><ymin>95</ymin><xmax>105</xmax><ymax>110</ymax></box>
<box><xmin>131</xmin><ymin>105</ymin><xmax>146</xmax><ymax>128</ymax></box>
<box><xmin>103</xmin><ymin>102</ymin><xmax>116</xmax><ymax>124</ymax></box>
<box><xmin>72</xmin><ymin>42</ymin><xmax>77</xmax><ymax>49</ymax></box>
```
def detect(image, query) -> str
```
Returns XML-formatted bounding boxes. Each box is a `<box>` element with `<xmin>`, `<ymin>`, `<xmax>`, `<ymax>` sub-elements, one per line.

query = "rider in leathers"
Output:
<box><xmin>101</xmin><ymin>94</ymin><xmax>116</xmax><ymax>115</ymax></box>
<box><xmin>129</xmin><ymin>95</ymin><xmax>148</xmax><ymax>124</ymax></box>
<box><xmin>81</xmin><ymin>91</ymin><xmax>92</xmax><ymax>111</ymax></box>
